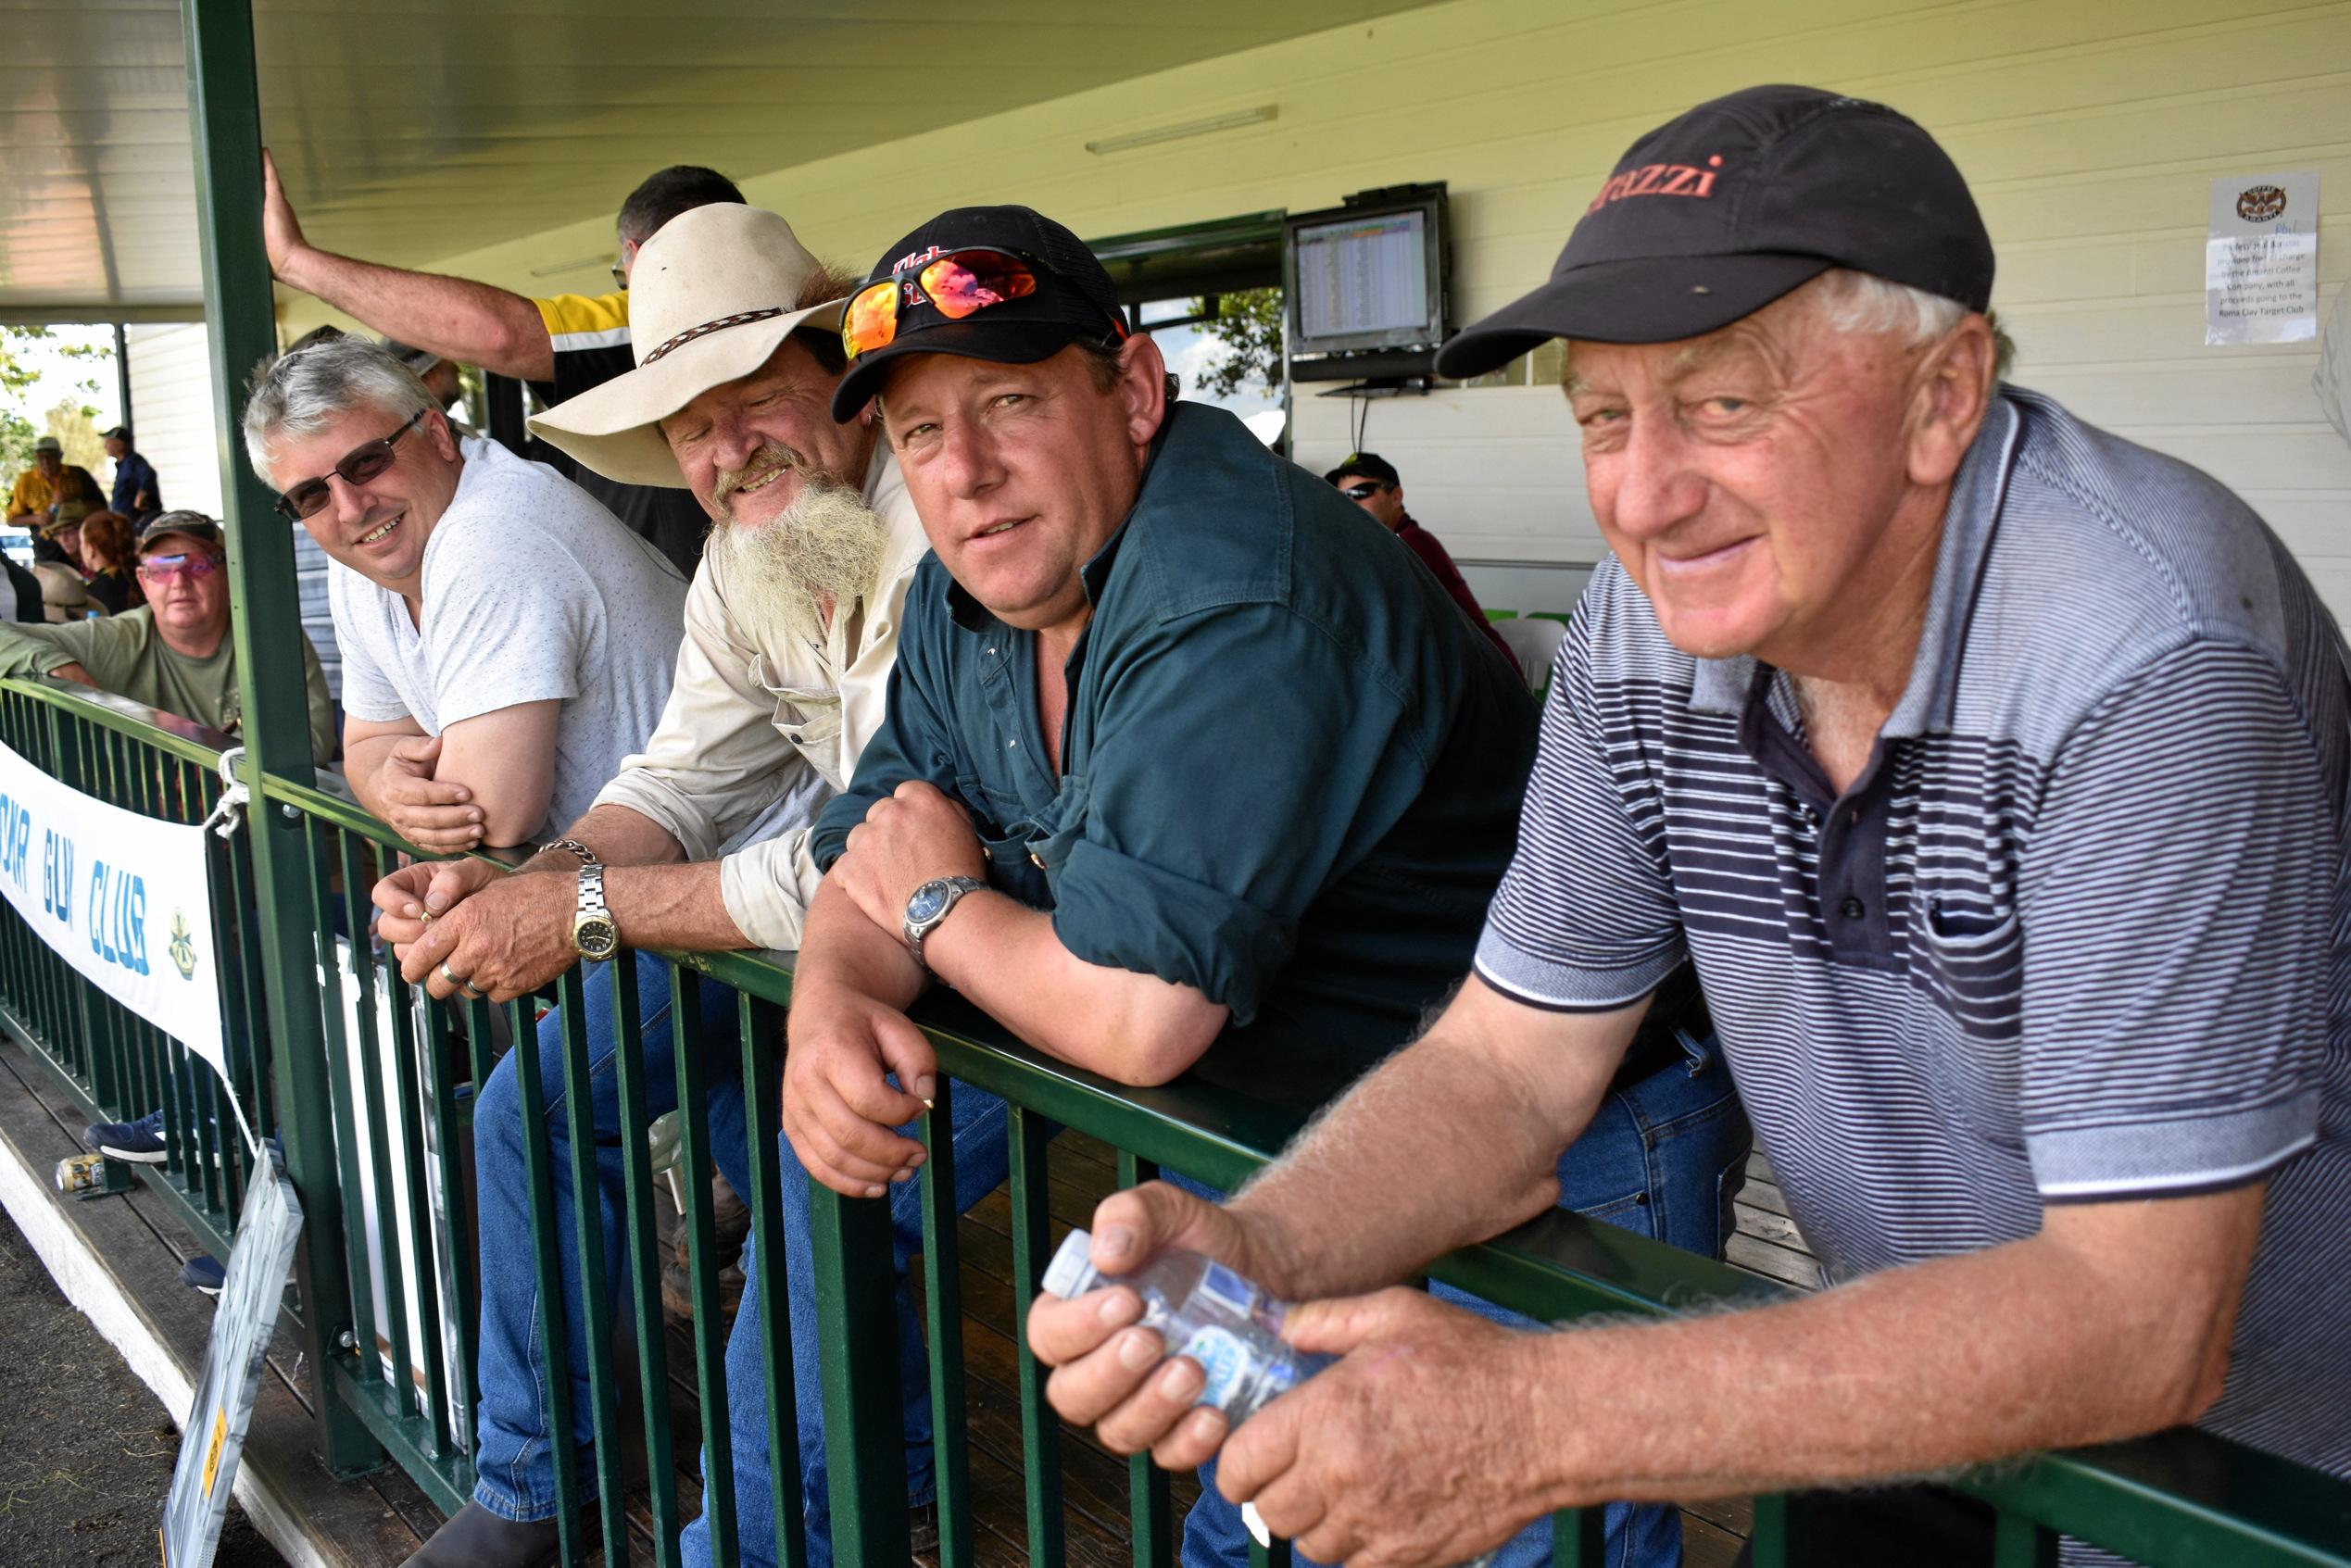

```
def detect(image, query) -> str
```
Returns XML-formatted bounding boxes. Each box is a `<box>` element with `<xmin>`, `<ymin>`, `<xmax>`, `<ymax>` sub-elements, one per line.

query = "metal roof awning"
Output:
<box><xmin>0</xmin><ymin>0</ymin><xmax>1430</xmax><ymax>323</ymax></box>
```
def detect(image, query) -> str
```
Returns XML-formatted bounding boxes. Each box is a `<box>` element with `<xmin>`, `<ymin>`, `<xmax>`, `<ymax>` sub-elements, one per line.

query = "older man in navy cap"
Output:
<box><xmin>1029</xmin><ymin>84</ymin><xmax>2351</xmax><ymax>1567</ymax></box>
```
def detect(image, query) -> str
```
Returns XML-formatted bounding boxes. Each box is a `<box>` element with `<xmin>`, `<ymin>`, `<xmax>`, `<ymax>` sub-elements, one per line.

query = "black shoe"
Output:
<box><xmin>82</xmin><ymin>1110</ymin><xmax>169</xmax><ymax>1163</ymax></box>
<box><xmin>400</xmin><ymin>1502</ymin><xmax>562</xmax><ymax>1568</ymax></box>
<box><xmin>180</xmin><ymin>1255</ymin><xmax>227</xmax><ymax>1297</ymax></box>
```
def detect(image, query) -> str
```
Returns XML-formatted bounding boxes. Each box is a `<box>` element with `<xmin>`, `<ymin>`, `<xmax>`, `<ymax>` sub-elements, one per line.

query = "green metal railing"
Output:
<box><xmin>4</xmin><ymin>671</ymin><xmax>2350</xmax><ymax>1568</ymax></box>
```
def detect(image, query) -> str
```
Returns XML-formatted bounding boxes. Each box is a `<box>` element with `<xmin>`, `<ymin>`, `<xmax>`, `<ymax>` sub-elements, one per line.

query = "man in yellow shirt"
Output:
<box><xmin>6</xmin><ymin>435</ymin><xmax>106</xmax><ymax>522</ymax></box>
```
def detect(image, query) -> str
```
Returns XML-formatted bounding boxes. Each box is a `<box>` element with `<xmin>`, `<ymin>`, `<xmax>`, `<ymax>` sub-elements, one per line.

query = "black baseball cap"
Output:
<box><xmin>136</xmin><ymin>511</ymin><xmax>224</xmax><ymax>554</ymax></box>
<box><xmin>830</xmin><ymin>205</ymin><xmax>1129</xmax><ymax>422</ymax></box>
<box><xmin>1324</xmin><ymin>452</ymin><xmax>1401</xmax><ymax>487</ymax></box>
<box><xmin>101</xmin><ymin>424</ymin><xmax>131</xmax><ymax>442</ymax></box>
<box><xmin>1437</xmin><ymin>85</ymin><xmax>1994</xmax><ymax>377</ymax></box>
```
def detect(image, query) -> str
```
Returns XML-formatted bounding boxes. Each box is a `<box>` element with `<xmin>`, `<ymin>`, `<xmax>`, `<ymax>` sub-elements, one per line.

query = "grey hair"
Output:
<box><xmin>243</xmin><ymin>334</ymin><xmax>434</xmax><ymax>478</ymax></box>
<box><xmin>1812</xmin><ymin>268</ymin><xmax>2016</xmax><ymax>378</ymax></box>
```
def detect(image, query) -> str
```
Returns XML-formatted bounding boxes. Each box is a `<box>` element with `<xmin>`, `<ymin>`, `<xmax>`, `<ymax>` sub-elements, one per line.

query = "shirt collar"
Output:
<box><xmin>1689</xmin><ymin>392</ymin><xmax>2024</xmax><ymax>732</ymax></box>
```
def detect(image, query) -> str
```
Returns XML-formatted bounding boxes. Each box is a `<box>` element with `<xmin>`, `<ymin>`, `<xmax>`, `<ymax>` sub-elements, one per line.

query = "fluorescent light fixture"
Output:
<box><xmin>1087</xmin><ymin>104</ymin><xmax>1276</xmax><ymax>156</ymax></box>
<box><xmin>528</xmin><ymin>255</ymin><xmax>609</xmax><ymax>280</ymax></box>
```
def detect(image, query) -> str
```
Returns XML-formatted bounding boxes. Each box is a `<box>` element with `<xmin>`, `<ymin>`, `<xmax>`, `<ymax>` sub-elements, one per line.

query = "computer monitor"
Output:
<box><xmin>1283</xmin><ymin>184</ymin><xmax>1449</xmax><ymax>382</ymax></box>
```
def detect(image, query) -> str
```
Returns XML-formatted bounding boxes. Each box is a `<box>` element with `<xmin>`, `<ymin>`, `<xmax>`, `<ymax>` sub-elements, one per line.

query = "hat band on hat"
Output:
<box><xmin>641</xmin><ymin>307</ymin><xmax>786</xmax><ymax>367</ymax></box>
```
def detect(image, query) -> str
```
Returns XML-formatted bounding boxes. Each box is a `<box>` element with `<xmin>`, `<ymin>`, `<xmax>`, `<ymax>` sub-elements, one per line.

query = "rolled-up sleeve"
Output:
<box><xmin>1047</xmin><ymin>605</ymin><xmax>1418</xmax><ymax>1027</ymax></box>
<box><xmin>596</xmin><ymin>562</ymin><xmax>823</xmax><ymax>942</ymax></box>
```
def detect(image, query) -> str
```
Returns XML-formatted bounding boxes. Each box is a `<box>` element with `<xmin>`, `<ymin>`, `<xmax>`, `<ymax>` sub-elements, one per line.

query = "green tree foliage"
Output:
<box><xmin>1</xmin><ymin>326</ymin><xmax>115</xmax><ymax>486</ymax></box>
<box><xmin>1183</xmin><ymin>288</ymin><xmax>1285</xmax><ymax>399</ymax></box>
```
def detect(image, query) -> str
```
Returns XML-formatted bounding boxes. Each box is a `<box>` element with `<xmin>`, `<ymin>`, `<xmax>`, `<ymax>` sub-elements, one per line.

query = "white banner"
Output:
<box><xmin>0</xmin><ymin>736</ymin><xmax>228</xmax><ymax>1077</ymax></box>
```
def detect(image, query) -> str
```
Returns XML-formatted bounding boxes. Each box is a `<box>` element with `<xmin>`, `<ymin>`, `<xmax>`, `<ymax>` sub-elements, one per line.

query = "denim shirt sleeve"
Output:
<box><xmin>1050</xmin><ymin>602</ymin><xmax>1422</xmax><ymax>1027</ymax></box>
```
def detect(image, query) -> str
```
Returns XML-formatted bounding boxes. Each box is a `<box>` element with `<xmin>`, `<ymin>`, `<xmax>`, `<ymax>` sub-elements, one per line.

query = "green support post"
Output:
<box><xmin>181</xmin><ymin>0</ymin><xmax>375</xmax><ymax>1476</ymax></box>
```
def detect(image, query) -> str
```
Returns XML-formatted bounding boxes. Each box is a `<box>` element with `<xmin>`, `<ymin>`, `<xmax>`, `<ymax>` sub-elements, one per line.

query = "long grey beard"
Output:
<box><xmin>706</xmin><ymin>478</ymin><xmax>890</xmax><ymax>648</ymax></box>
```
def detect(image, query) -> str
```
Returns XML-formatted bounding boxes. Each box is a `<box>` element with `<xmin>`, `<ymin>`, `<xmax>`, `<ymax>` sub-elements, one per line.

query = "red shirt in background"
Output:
<box><xmin>1393</xmin><ymin>514</ymin><xmax>1522</xmax><ymax>680</ymax></box>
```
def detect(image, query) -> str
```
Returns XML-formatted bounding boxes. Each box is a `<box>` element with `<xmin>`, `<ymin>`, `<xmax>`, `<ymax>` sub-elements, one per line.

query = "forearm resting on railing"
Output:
<box><xmin>497</xmin><ymin>803</ymin><xmax>748</xmax><ymax>952</ymax></box>
<box><xmin>1512</xmin><ymin>1182</ymin><xmax>2265</xmax><ymax>1508</ymax></box>
<box><xmin>1230</xmin><ymin>977</ymin><xmax>1646</xmax><ymax>1300</ymax></box>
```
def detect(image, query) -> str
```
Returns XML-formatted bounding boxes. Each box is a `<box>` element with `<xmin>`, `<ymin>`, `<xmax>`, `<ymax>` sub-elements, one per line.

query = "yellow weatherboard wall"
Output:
<box><xmin>396</xmin><ymin>0</ymin><xmax>2351</xmax><ymax>614</ymax></box>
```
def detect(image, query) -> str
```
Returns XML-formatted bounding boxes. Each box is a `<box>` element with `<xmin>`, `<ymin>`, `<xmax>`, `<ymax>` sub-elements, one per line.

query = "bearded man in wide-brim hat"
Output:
<box><xmin>369</xmin><ymin>203</ymin><xmax>936</xmax><ymax>1568</ymax></box>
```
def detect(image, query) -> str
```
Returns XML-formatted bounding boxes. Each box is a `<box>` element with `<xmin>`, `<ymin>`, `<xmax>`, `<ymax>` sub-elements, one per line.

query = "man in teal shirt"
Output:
<box><xmin>772</xmin><ymin>207</ymin><xmax>1743</xmax><ymax>1568</ymax></box>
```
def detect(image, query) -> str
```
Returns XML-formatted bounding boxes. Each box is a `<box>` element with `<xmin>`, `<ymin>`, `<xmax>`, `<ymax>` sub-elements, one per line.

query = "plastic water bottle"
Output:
<box><xmin>1042</xmin><ymin>1229</ymin><xmax>1497</xmax><ymax>1565</ymax></box>
<box><xmin>1042</xmin><ymin>1226</ymin><xmax>1332</xmax><ymax>1425</ymax></box>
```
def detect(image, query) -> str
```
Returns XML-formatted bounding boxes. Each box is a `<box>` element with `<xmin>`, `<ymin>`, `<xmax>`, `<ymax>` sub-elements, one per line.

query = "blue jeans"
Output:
<box><xmin>679</xmin><ymin>1075</ymin><xmax>1016</xmax><ymax>1568</ymax></box>
<box><xmin>469</xmin><ymin>959</ymin><xmax>754</xmax><ymax>1524</ymax></box>
<box><xmin>1177</xmin><ymin>1031</ymin><xmax>1749</xmax><ymax>1568</ymax></box>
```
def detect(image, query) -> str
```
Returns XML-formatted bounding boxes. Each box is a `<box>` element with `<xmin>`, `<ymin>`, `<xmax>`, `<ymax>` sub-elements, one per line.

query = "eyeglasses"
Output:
<box><xmin>273</xmin><ymin>407</ymin><xmax>429</xmax><ymax>521</ymax></box>
<box><xmin>842</xmin><ymin>246</ymin><xmax>1130</xmax><ymax>363</ymax></box>
<box><xmin>135</xmin><ymin>552</ymin><xmax>222</xmax><ymax>583</ymax></box>
<box><xmin>610</xmin><ymin>257</ymin><xmax>627</xmax><ymax>290</ymax></box>
<box><xmin>1339</xmin><ymin>482</ymin><xmax>1392</xmax><ymax>500</ymax></box>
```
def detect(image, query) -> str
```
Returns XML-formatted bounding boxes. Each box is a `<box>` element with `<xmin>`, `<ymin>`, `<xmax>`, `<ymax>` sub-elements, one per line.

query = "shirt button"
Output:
<box><xmin>1840</xmin><ymin>897</ymin><xmax>1865</xmax><ymax>920</ymax></box>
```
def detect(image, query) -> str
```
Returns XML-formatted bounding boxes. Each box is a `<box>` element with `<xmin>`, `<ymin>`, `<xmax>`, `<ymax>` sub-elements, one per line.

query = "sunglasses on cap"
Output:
<box><xmin>1338</xmin><ymin>482</ymin><xmax>1392</xmax><ymax>500</ymax></box>
<box><xmin>135</xmin><ymin>551</ymin><xmax>222</xmax><ymax>584</ymax></box>
<box><xmin>272</xmin><ymin>406</ymin><xmax>430</xmax><ymax>521</ymax></box>
<box><xmin>840</xmin><ymin>246</ymin><xmax>1125</xmax><ymax>363</ymax></box>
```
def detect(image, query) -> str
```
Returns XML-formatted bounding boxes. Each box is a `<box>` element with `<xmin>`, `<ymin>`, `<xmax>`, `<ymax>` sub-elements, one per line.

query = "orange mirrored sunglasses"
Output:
<box><xmin>840</xmin><ymin>247</ymin><xmax>1050</xmax><ymax>361</ymax></box>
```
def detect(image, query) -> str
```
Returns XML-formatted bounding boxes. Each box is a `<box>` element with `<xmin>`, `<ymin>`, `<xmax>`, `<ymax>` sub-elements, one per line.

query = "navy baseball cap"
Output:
<box><xmin>831</xmin><ymin>205</ymin><xmax>1129</xmax><ymax>421</ymax></box>
<box><xmin>1437</xmin><ymin>85</ymin><xmax>1994</xmax><ymax>376</ymax></box>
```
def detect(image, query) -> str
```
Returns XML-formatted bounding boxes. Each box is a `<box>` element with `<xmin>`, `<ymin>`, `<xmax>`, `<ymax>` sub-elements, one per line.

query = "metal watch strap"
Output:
<box><xmin>905</xmin><ymin>874</ymin><xmax>987</xmax><ymax>972</ymax></box>
<box><xmin>542</xmin><ymin>837</ymin><xmax>600</xmax><ymax>870</ymax></box>
<box><xmin>577</xmin><ymin>863</ymin><xmax>610</xmax><ymax>923</ymax></box>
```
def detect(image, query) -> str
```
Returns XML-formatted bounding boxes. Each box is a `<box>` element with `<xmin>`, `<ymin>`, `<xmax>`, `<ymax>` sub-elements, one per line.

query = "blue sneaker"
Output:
<box><xmin>82</xmin><ymin>1110</ymin><xmax>169</xmax><ymax>1164</ymax></box>
<box><xmin>180</xmin><ymin>1254</ymin><xmax>226</xmax><ymax>1297</ymax></box>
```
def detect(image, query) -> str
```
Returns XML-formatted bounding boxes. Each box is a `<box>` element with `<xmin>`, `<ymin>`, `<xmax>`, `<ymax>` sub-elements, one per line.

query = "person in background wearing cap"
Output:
<box><xmin>1029</xmin><ymin>82</ymin><xmax>2351</xmax><ymax>1567</ymax></box>
<box><xmin>361</xmin><ymin>204</ymin><xmax>933</xmax><ymax>1568</ymax></box>
<box><xmin>788</xmin><ymin>205</ymin><xmax>1744</xmax><ymax>1568</ymax></box>
<box><xmin>1326</xmin><ymin>451</ymin><xmax>1522</xmax><ymax>678</ymax></box>
<box><xmin>245</xmin><ymin>334</ymin><xmax>686</xmax><ymax>853</ymax></box>
<box><xmin>101</xmin><ymin>424</ymin><xmax>160</xmax><ymax>524</ymax></box>
<box><xmin>377</xmin><ymin>339</ymin><xmax>471</xmax><ymax>430</ymax></box>
<box><xmin>263</xmin><ymin>151</ymin><xmax>740</xmax><ymax>576</ymax></box>
<box><xmin>0</xmin><ymin>510</ymin><xmax>333</xmax><ymax>759</ymax></box>
<box><xmin>7</xmin><ymin>433</ymin><xmax>106</xmax><ymax>523</ymax></box>
<box><xmin>29</xmin><ymin>498</ymin><xmax>95</xmax><ymax>622</ymax></box>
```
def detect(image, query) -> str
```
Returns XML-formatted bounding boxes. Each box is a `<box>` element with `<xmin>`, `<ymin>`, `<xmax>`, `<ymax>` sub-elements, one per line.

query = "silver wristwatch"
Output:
<box><xmin>902</xmin><ymin>875</ymin><xmax>987</xmax><ymax>972</ymax></box>
<box><xmin>572</xmin><ymin>864</ymin><xmax>620</xmax><ymax>961</ymax></box>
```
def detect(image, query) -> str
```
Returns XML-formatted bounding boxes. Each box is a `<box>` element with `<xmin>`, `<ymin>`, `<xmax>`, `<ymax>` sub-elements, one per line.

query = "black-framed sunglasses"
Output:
<box><xmin>273</xmin><ymin>407</ymin><xmax>430</xmax><ymax>521</ymax></box>
<box><xmin>1339</xmin><ymin>481</ymin><xmax>1392</xmax><ymax>500</ymax></box>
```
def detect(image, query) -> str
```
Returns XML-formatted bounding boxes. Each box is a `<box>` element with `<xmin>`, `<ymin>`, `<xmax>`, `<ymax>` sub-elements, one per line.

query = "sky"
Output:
<box><xmin>4</xmin><ymin>323</ymin><xmax>121</xmax><ymax>433</ymax></box>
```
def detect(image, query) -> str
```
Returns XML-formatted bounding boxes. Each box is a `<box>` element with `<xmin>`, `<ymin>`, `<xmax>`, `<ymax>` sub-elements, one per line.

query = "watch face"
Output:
<box><xmin>576</xmin><ymin>916</ymin><xmax>620</xmax><ymax>961</ymax></box>
<box><xmin>907</xmin><ymin>882</ymin><xmax>951</xmax><ymax>925</ymax></box>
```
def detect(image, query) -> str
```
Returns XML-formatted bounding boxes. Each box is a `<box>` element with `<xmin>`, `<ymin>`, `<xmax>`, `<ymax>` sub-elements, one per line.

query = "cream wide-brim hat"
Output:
<box><xmin>528</xmin><ymin>203</ymin><xmax>849</xmax><ymax>491</ymax></box>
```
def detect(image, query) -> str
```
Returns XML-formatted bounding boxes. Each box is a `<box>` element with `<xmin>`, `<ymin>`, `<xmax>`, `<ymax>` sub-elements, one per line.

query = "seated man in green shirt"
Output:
<box><xmin>0</xmin><ymin>511</ymin><xmax>336</xmax><ymax>762</ymax></box>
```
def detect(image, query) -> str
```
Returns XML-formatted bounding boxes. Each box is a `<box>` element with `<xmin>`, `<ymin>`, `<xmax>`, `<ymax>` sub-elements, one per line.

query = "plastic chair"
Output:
<box><xmin>1491</xmin><ymin>614</ymin><xmax>1568</xmax><ymax>695</ymax></box>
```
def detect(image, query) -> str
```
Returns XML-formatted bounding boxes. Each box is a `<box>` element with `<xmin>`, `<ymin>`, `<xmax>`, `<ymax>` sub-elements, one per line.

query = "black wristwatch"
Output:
<box><xmin>902</xmin><ymin>875</ymin><xmax>987</xmax><ymax>972</ymax></box>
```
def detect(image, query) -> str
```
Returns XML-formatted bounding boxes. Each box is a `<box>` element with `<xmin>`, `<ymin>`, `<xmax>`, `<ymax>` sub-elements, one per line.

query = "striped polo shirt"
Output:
<box><xmin>1477</xmin><ymin>389</ymin><xmax>2349</xmax><ymax>1501</ymax></box>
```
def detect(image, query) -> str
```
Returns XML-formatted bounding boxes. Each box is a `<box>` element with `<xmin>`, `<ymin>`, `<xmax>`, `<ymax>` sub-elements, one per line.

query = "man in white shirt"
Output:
<box><xmin>243</xmin><ymin>335</ymin><xmax>687</xmax><ymax>849</ymax></box>
<box><xmin>363</xmin><ymin>205</ymin><xmax>935</xmax><ymax>1568</ymax></box>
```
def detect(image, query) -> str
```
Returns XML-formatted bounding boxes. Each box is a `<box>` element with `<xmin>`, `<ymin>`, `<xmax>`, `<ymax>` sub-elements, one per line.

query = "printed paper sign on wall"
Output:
<box><xmin>2207</xmin><ymin>170</ymin><xmax>2320</xmax><ymax>345</ymax></box>
<box><xmin>0</xmin><ymin>737</ymin><xmax>227</xmax><ymax>1075</ymax></box>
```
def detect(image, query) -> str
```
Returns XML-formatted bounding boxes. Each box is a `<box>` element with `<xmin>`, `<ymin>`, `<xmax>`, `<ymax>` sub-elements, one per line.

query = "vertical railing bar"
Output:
<box><xmin>1009</xmin><ymin>1105</ymin><xmax>1064</xmax><ymax>1568</ymax></box>
<box><xmin>337</xmin><ymin>829</ymin><xmax>417</xmax><ymax>1421</ymax></box>
<box><xmin>372</xmin><ymin>855</ymin><xmax>452</xmax><ymax>1454</ymax></box>
<box><xmin>1247</xmin><ymin>1537</ymin><xmax>1292</xmax><ymax>1568</ymax></box>
<box><xmin>669</xmin><ymin>967</ymin><xmax>737</xmax><ymax>1566</ymax></box>
<box><xmin>1747</xmin><ymin>1493</ymin><xmax>1791</xmax><ymax>1568</ymax></box>
<box><xmin>604</xmin><ymin>957</ymin><xmax>683</xmax><ymax>1561</ymax></box>
<box><xmin>1993</xmin><ymin>1508</ymin><xmax>2059</xmax><ymax>1568</ymax></box>
<box><xmin>499</xmin><ymin>987</ymin><xmax>585</xmax><ymax>1556</ymax></box>
<box><xmin>918</xmin><ymin>1084</ymin><xmax>972</xmax><ymax>1568</ymax></box>
<box><xmin>553</xmin><ymin>966</ymin><xmax>629</xmax><ymax>1566</ymax></box>
<box><xmin>305</xmin><ymin>816</ymin><xmax>382</xmax><ymax>1376</ymax></box>
<box><xmin>1550</xmin><ymin>1506</ymin><xmax>1606</xmax><ymax>1566</ymax></box>
<box><xmin>1115</xmin><ymin>1149</ymin><xmax>1173</xmax><ymax>1568</ymax></box>
<box><xmin>419</xmin><ymin>987</ymin><xmax>481</xmax><ymax>1461</ymax></box>
<box><xmin>736</xmin><ymin>992</ymin><xmax>809</xmax><ymax>1568</ymax></box>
